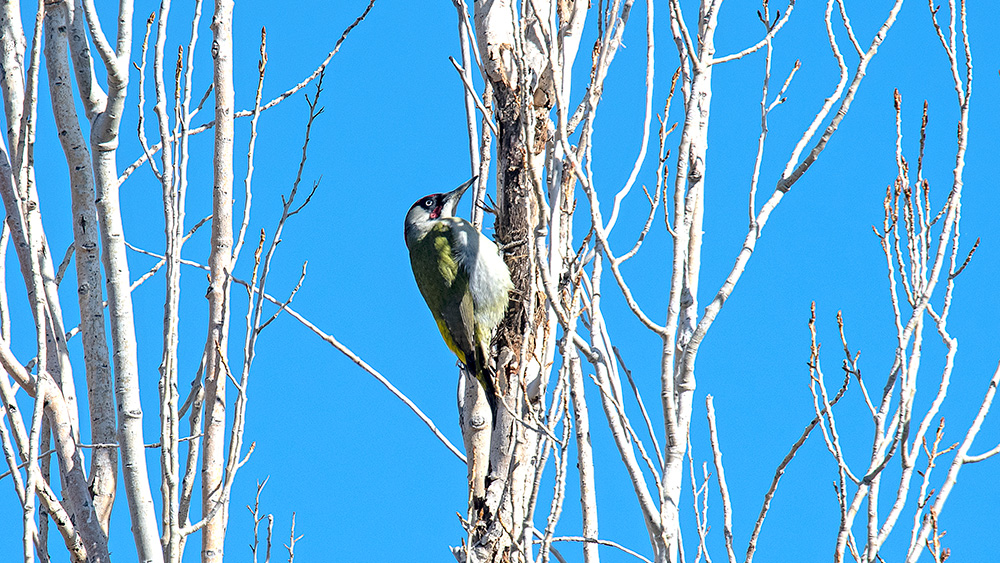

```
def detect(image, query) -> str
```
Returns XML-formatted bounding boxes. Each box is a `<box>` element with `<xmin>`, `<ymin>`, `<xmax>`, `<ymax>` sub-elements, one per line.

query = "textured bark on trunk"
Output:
<box><xmin>466</xmin><ymin>3</ymin><xmax>552</xmax><ymax>561</ymax></box>
<box><xmin>43</xmin><ymin>1</ymin><xmax>117</xmax><ymax>532</ymax></box>
<box><xmin>202</xmin><ymin>1</ymin><xmax>235</xmax><ymax>561</ymax></box>
<box><xmin>84</xmin><ymin>0</ymin><xmax>163</xmax><ymax>557</ymax></box>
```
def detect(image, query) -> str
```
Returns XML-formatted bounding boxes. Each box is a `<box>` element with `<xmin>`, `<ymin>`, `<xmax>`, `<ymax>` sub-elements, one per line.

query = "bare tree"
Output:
<box><xmin>432</xmin><ymin>1</ymin><xmax>996</xmax><ymax>562</ymax></box>
<box><xmin>0</xmin><ymin>1</ymin><xmax>996</xmax><ymax>563</ymax></box>
<box><xmin>0</xmin><ymin>0</ymin><xmax>374</xmax><ymax>561</ymax></box>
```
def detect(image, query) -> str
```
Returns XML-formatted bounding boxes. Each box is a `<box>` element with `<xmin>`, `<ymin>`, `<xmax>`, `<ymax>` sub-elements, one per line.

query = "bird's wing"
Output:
<box><xmin>409</xmin><ymin>223</ymin><xmax>479</xmax><ymax>372</ymax></box>
<box><xmin>447</xmin><ymin>218</ymin><xmax>512</xmax><ymax>344</ymax></box>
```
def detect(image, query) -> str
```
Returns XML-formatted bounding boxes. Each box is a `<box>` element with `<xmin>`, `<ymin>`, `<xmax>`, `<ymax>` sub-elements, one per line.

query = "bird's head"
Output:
<box><xmin>404</xmin><ymin>177</ymin><xmax>476</xmax><ymax>246</ymax></box>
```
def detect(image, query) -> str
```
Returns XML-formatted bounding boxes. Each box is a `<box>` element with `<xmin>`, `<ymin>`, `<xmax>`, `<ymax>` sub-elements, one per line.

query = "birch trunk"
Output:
<box><xmin>203</xmin><ymin>1</ymin><xmax>235</xmax><ymax>560</ymax></box>
<box><xmin>84</xmin><ymin>0</ymin><xmax>163</xmax><ymax>559</ymax></box>
<box><xmin>0</xmin><ymin>0</ymin><xmax>24</xmax><ymax>178</ymax></box>
<box><xmin>661</xmin><ymin>3</ymin><xmax>719</xmax><ymax>560</ymax></box>
<box><xmin>3</xmin><ymin>0</ymin><xmax>78</xmax><ymax>441</ymax></box>
<box><xmin>43</xmin><ymin>0</ymin><xmax>117</xmax><ymax>532</ymax></box>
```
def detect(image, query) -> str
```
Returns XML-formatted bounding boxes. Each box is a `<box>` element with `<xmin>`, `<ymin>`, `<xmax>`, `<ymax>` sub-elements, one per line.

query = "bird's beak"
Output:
<box><xmin>441</xmin><ymin>176</ymin><xmax>477</xmax><ymax>217</ymax></box>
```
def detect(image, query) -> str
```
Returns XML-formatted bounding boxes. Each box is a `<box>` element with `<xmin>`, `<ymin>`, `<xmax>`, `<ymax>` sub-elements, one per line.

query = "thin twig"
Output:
<box><xmin>117</xmin><ymin>0</ymin><xmax>377</xmax><ymax>186</ymax></box>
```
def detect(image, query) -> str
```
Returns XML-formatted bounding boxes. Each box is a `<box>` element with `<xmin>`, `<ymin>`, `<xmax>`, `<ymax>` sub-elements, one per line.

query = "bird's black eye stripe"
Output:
<box><xmin>423</xmin><ymin>198</ymin><xmax>435</xmax><ymax>208</ymax></box>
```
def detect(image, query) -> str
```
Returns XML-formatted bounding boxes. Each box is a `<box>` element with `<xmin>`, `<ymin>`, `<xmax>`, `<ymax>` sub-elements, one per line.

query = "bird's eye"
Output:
<box><xmin>423</xmin><ymin>198</ymin><xmax>434</xmax><ymax>208</ymax></box>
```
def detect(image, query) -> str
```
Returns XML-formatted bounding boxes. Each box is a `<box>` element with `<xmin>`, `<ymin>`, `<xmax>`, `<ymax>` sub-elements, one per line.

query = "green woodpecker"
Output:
<box><xmin>404</xmin><ymin>178</ymin><xmax>513</xmax><ymax>419</ymax></box>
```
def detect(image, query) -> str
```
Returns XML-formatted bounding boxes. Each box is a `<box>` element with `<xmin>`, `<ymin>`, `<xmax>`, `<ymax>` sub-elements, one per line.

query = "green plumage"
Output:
<box><xmin>405</xmin><ymin>180</ymin><xmax>511</xmax><ymax>422</ymax></box>
<box><xmin>408</xmin><ymin>223</ymin><xmax>498</xmax><ymax>415</ymax></box>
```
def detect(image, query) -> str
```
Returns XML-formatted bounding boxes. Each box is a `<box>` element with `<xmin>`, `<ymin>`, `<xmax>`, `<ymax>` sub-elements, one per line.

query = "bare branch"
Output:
<box><xmin>118</xmin><ymin>0</ymin><xmax>377</xmax><ymax>187</ymax></box>
<box><xmin>448</xmin><ymin>56</ymin><xmax>498</xmax><ymax>136</ymax></box>
<box><xmin>710</xmin><ymin>1</ymin><xmax>796</xmax><ymax>65</ymax></box>
<box><xmin>706</xmin><ymin>396</ymin><xmax>736</xmax><ymax>563</ymax></box>
<box><xmin>547</xmin><ymin>536</ymin><xmax>653</xmax><ymax>563</ymax></box>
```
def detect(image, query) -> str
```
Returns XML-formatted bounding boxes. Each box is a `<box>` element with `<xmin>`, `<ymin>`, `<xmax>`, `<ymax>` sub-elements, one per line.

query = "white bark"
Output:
<box><xmin>568</xmin><ymin>356</ymin><xmax>599</xmax><ymax>563</ymax></box>
<box><xmin>0</xmin><ymin>334</ymin><xmax>108</xmax><ymax>562</ymax></box>
<box><xmin>660</xmin><ymin>3</ymin><xmax>719</xmax><ymax>559</ymax></box>
<box><xmin>146</xmin><ymin>1</ymin><xmax>184</xmax><ymax>560</ymax></box>
<box><xmin>82</xmin><ymin>0</ymin><xmax>163</xmax><ymax>558</ymax></box>
<box><xmin>43</xmin><ymin>0</ymin><xmax>117</xmax><ymax>533</ymax></box>
<box><xmin>0</xmin><ymin>0</ymin><xmax>25</xmax><ymax>161</ymax></box>
<box><xmin>203</xmin><ymin>1</ymin><xmax>235</xmax><ymax>560</ymax></box>
<box><xmin>0</xmin><ymin>2</ymin><xmax>994</xmax><ymax>563</ymax></box>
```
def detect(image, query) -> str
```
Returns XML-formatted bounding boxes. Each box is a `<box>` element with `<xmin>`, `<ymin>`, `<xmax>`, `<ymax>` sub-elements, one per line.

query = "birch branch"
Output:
<box><xmin>124</xmin><ymin>242</ymin><xmax>465</xmax><ymax>463</ymax></box>
<box><xmin>710</xmin><ymin>1</ymin><xmax>795</xmax><ymax>65</ymax></box>
<box><xmin>117</xmin><ymin>0</ymin><xmax>377</xmax><ymax>187</ymax></box>
<box><xmin>0</xmin><ymin>336</ymin><xmax>108</xmax><ymax>562</ymax></box>
<box><xmin>568</xmin><ymin>355</ymin><xmax>600</xmax><ymax>563</ymax></box>
<box><xmin>449</xmin><ymin>56</ymin><xmax>497</xmax><ymax>137</ymax></box>
<box><xmin>705</xmin><ymin>396</ymin><xmax>735</xmax><ymax>563</ymax></box>
<box><xmin>677</xmin><ymin>0</ymin><xmax>907</xmax><ymax>398</ymax></box>
<box><xmin>603</xmin><ymin>0</ymin><xmax>654</xmax><ymax>235</ymax></box>
<box><xmin>547</xmin><ymin>536</ymin><xmax>653</xmax><ymax>563</ymax></box>
<box><xmin>905</xmin><ymin>362</ymin><xmax>1000</xmax><ymax>563</ymax></box>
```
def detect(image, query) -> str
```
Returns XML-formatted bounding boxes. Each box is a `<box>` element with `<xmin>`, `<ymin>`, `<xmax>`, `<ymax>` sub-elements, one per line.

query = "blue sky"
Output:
<box><xmin>1</xmin><ymin>1</ymin><xmax>999</xmax><ymax>562</ymax></box>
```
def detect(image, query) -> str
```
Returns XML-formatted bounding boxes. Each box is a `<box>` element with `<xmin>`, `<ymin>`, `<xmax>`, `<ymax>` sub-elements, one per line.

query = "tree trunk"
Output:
<box><xmin>202</xmin><ymin>0</ymin><xmax>235</xmax><ymax>561</ymax></box>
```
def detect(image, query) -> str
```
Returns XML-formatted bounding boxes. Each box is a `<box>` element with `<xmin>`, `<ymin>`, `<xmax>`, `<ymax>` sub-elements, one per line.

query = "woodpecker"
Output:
<box><xmin>404</xmin><ymin>178</ymin><xmax>513</xmax><ymax>420</ymax></box>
